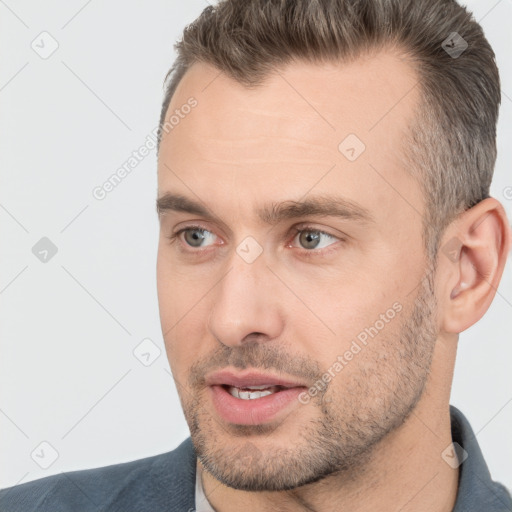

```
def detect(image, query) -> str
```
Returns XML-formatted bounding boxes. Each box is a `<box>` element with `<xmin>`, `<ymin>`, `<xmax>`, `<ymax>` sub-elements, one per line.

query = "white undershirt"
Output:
<box><xmin>195</xmin><ymin>460</ymin><xmax>216</xmax><ymax>512</ymax></box>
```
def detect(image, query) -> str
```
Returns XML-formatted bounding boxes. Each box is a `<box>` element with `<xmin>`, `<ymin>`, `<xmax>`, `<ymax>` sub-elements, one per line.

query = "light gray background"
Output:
<box><xmin>0</xmin><ymin>0</ymin><xmax>511</xmax><ymax>491</ymax></box>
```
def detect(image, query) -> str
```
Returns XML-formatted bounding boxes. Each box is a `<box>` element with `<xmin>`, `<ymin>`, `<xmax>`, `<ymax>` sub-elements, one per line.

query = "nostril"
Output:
<box><xmin>240</xmin><ymin>332</ymin><xmax>269</xmax><ymax>344</ymax></box>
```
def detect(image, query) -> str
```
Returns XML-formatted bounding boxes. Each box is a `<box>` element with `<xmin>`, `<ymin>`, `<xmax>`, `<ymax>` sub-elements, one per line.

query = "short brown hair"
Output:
<box><xmin>157</xmin><ymin>0</ymin><xmax>501</xmax><ymax>264</ymax></box>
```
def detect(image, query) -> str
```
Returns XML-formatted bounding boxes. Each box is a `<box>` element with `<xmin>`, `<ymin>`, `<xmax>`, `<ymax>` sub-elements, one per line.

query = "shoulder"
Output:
<box><xmin>0</xmin><ymin>437</ymin><xmax>197</xmax><ymax>512</ymax></box>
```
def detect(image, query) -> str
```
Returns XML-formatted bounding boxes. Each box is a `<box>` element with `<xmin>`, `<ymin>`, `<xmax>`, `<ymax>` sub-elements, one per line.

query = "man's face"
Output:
<box><xmin>157</xmin><ymin>51</ymin><xmax>439</xmax><ymax>491</ymax></box>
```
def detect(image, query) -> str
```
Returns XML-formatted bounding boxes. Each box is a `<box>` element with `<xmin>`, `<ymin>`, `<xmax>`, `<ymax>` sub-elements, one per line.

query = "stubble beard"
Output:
<box><xmin>178</xmin><ymin>271</ymin><xmax>438</xmax><ymax>491</ymax></box>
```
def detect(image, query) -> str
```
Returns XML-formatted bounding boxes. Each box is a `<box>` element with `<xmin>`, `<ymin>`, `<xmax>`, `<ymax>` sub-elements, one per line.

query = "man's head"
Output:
<box><xmin>155</xmin><ymin>0</ymin><xmax>510</xmax><ymax>494</ymax></box>
<box><xmin>157</xmin><ymin>0</ymin><xmax>501</xmax><ymax>263</ymax></box>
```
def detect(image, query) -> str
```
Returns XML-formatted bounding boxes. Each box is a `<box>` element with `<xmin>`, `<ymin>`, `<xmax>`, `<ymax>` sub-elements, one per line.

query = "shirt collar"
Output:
<box><xmin>450</xmin><ymin>405</ymin><xmax>511</xmax><ymax>511</ymax></box>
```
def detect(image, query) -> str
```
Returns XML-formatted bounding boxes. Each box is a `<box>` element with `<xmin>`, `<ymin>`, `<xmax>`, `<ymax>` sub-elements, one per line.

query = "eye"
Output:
<box><xmin>290</xmin><ymin>227</ymin><xmax>339</xmax><ymax>251</ymax></box>
<box><xmin>173</xmin><ymin>226</ymin><xmax>218</xmax><ymax>248</ymax></box>
<box><xmin>168</xmin><ymin>224</ymin><xmax>342</xmax><ymax>256</ymax></box>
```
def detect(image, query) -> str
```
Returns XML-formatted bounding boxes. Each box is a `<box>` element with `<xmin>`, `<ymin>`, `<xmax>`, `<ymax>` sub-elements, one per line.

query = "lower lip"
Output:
<box><xmin>209</xmin><ymin>385</ymin><xmax>305</xmax><ymax>425</ymax></box>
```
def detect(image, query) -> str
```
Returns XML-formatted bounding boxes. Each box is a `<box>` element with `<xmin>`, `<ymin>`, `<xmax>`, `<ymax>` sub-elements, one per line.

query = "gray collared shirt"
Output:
<box><xmin>450</xmin><ymin>405</ymin><xmax>511</xmax><ymax>511</ymax></box>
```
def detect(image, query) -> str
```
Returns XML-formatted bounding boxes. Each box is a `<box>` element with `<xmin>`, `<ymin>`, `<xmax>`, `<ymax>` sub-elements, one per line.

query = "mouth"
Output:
<box><xmin>223</xmin><ymin>384</ymin><xmax>289</xmax><ymax>400</ymax></box>
<box><xmin>205</xmin><ymin>370</ymin><xmax>308</xmax><ymax>425</ymax></box>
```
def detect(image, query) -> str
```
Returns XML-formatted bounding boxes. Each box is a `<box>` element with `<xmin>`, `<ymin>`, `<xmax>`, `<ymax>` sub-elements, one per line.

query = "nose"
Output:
<box><xmin>207</xmin><ymin>251</ymin><xmax>284</xmax><ymax>348</ymax></box>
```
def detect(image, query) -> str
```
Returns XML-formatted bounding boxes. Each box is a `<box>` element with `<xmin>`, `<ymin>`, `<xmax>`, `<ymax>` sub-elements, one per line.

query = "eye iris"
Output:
<box><xmin>184</xmin><ymin>229</ymin><xmax>205</xmax><ymax>247</ymax></box>
<box><xmin>300</xmin><ymin>231</ymin><xmax>320</xmax><ymax>249</ymax></box>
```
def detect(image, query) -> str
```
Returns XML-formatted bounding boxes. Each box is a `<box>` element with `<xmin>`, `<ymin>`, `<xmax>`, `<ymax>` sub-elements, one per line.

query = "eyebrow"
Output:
<box><xmin>156</xmin><ymin>192</ymin><xmax>374</xmax><ymax>226</ymax></box>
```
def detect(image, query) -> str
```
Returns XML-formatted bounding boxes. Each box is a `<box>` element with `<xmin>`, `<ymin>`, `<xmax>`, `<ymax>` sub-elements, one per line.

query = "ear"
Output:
<box><xmin>439</xmin><ymin>197</ymin><xmax>511</xmax><ymax>334</ymax></box>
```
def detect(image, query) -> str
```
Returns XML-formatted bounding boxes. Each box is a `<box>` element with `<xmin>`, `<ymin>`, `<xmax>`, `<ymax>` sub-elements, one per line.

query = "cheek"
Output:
<box><xmin>157</xmin><ymin>246</ymin><xmax>204</xmax><ymax>324</ymax></box>
<box><xmin>157</xmin><ymin>261</ymin><xmax>218</xmax><ymax>376</ymax></box>
<box><xmin>285</xmin><ymin>268</ymin><xmax>404</xmax><ymax>364</ymax></box>
<box><xmin>163</xmin><ymin>314</ymin><xmax>207</xmax><ymax>385</ymax></box>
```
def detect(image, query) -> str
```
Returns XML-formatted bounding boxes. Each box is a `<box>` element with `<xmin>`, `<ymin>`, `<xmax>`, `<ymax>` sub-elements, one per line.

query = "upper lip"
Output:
<box><xmin>205</xmin><ymin>369</ymin><xmax>307</xmax><ymax>389</ymax></box>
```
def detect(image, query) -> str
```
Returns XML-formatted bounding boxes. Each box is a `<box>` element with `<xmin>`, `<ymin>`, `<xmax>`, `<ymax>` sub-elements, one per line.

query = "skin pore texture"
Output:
<box><xmin>156</xmin><ymin>50</ymin><xmax>511</xmax><ymax>512</ymax></box>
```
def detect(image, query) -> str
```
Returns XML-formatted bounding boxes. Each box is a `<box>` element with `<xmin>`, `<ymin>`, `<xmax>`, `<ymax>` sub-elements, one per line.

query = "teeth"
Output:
<box><xmin>227</xmin><ymin>385</ymin><xmax>281</xmax><ymax>400</ymax></box>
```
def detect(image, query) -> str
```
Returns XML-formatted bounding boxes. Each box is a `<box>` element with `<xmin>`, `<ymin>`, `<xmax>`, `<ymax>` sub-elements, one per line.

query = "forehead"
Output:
<box><xmin>157</xmin><ymin>50</ymin><xmax>424</xmax><ymax>227</ymax></box>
